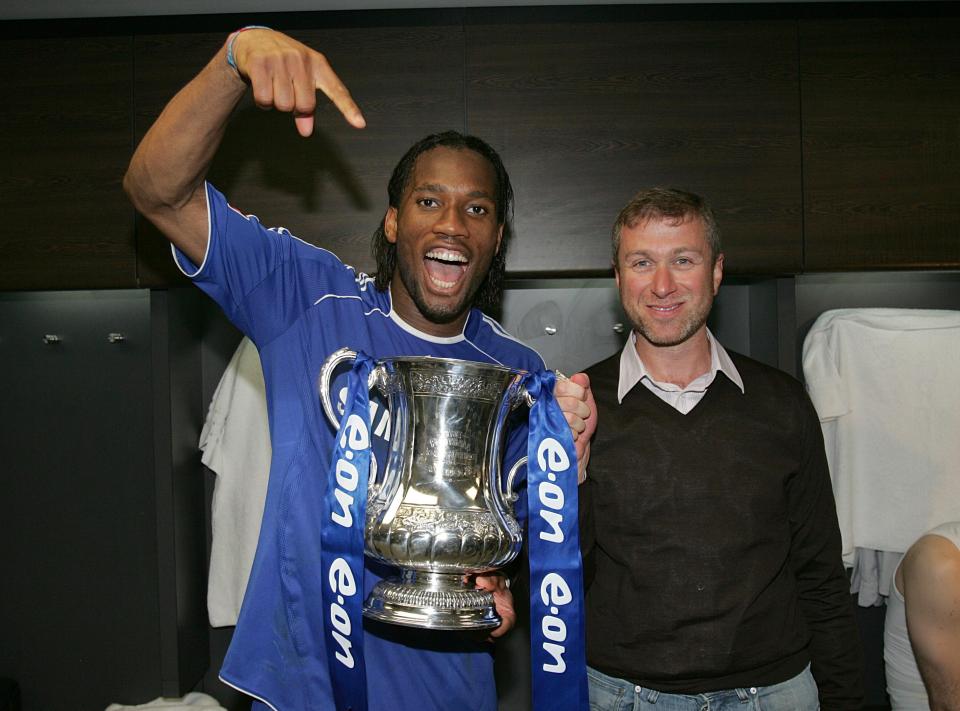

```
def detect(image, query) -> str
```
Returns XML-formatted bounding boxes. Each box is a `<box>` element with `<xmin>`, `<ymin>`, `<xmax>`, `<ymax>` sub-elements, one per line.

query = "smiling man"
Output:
<box><xmin>578</xmin><ymin>188</ymin><xmax>864</xmax><ymax>710</ymax></box>
<box><xmin>123</xmin><ymin>27</ymin><xmax>594</xmax><ymax>711</ymax></box>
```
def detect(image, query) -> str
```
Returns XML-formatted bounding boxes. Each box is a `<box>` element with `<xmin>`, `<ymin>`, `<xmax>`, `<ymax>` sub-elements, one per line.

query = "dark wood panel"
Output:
<box><xmin>801</xmin><ymin>17</ymin><xmax>960</xmax><ymax>270</ymax></box>
<box><xmin>0</xmin><ymin>37</ymin><xmax>135</xmax><ymax>290</ymax></box>
<box><xmin>134</xmin><ymin>24</ymin><xmax>465</xmax><ymax>287</ymax></box>
<box><xmin>466</xmin><ymin>19</ymin><xmax>802</xmax><ymax>276</ymax></box>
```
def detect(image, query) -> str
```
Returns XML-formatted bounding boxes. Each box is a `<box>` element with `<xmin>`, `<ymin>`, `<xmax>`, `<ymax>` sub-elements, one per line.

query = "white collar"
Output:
<box><xmin>617</xmin><ymin>328</ymin><xmax>745</xmax><ymax>403</ymax></box>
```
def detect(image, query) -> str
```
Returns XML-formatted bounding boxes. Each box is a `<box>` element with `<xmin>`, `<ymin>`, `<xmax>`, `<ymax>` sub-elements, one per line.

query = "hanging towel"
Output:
<box><xmin>848</xmin><ymin>547</ymin><xmax>902</xmax><ymax>607</ymax></box>
<box><xmin>199</xmin><ymin>337</ymin><xmax>271</xmax><ymax>627</ymax></box>
<box><xmin>105</xmin><ymin>691</ymin><xmax>227</xmax><ymax>710</ymax></box>
<box><xmin>802</xmin><ymin>308</ymin><xmax>960</xmax><ymax>583</ymax></box>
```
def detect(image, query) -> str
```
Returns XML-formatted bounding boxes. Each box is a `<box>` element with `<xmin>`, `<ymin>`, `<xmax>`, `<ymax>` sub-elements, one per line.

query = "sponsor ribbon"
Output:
<box><xmin>320</xmin><ymin>352</ymin><xmax>374</xmax><ymax>711</ymax></box>
<box><xmin>523</xmin><ymin>370</ymin><xmax>589</xmax><ymax>711</ymax></box>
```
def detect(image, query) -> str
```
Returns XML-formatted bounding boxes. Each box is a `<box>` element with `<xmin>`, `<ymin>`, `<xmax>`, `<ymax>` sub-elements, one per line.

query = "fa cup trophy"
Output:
<box><xmin>319</xmin><ymin>349</ymin><xmax>531</xmax><ymax>630</ymax></box>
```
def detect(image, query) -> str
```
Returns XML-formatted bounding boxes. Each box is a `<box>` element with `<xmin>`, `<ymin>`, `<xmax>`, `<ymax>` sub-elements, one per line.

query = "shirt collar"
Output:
<box><xmin>617</xmin><ymin>328</ymin><xmax>745</xmax><ymax>403</ymax></box>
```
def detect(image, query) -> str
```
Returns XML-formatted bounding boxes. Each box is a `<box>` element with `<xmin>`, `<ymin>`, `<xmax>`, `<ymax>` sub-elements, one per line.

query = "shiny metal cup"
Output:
<box><xmin>319</xmin><ymin>349</ymin><xmax>530</xmax><ymax>630</ymax></box>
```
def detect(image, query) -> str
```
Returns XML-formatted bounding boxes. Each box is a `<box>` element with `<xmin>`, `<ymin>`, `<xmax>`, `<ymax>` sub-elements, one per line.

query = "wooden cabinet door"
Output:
<box><xmin>466</xmin><ymin>15</ymin><xmax>803</xmax><ymax>276</ymax></box>
<box><xmin>0</xmin><ymin>36</ymin><xmax>135</xmax><ymax>290</ymax></box>
<box><xmin>801</xmin><ymin>16</ymin><xmax>960</xmax><ymax>270</ymax></box>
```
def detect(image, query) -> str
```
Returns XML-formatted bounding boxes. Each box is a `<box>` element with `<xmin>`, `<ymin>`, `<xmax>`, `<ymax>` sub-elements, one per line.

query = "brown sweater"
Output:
<box><xmin>579</xmin><ymin>350</ymin><xmax>864</xmax><ymax>709</ymax></box>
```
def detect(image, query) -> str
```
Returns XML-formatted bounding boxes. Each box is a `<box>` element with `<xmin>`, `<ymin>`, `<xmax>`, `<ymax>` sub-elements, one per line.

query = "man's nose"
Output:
<box><xmin>435</xmin><ymin>205</ymin><xmax>467</xmax><ymax>236</ymax></box>
<box><xmin>650</xmin><ymin>265</ymin><xmax>676</xmax><ymax>297</ymax></box>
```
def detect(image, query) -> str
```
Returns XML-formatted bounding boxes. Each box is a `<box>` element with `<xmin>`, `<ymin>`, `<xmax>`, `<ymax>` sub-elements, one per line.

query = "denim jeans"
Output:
<box><xmin>587</xmin><ymin>664</ymin><xmax>820</xmax><ymax>711</ymax></box>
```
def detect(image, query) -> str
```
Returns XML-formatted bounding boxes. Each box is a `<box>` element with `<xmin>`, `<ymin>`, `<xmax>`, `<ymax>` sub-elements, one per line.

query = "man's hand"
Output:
<box><xmin>472</xmin><ymin>573</ymin><xmax>516</xmax><ymax>640</ymax></box>
<box><xmin>554</xmin><ymin>372</ymin><xmax>596</xmax><ymax>483</ymax></box>
<box><xmin>231</xmin><ymin>28</ymin><xmax>366</xmax><ymax>136</ymax></box>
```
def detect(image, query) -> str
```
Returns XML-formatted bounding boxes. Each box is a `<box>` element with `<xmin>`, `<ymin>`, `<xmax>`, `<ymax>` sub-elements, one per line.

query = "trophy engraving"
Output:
<box><xmin>409</xmin><ymin>370</ymin><xmax>507</xmax><ymax>401</ymax></box>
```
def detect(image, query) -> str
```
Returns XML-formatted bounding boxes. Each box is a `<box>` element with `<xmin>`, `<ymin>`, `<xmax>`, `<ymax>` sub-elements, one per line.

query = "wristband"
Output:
<box><xmin>226</xmin><ymin>25</ymin><xmax>271</xmax><ymax>74</ymax></box>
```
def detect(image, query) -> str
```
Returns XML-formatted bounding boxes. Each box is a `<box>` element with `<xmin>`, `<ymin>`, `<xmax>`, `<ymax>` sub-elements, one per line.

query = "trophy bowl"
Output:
<box><xmin>319</xmin><ymin>349</ymin><xmax>530</xmax><ymax>630</ymax></box>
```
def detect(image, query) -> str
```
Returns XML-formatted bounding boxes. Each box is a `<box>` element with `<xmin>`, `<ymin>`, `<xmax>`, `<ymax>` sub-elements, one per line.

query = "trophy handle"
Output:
<box><xmin>502</xmin><ymin>370</ymin><xmax>568</xmax><ymax>502</ymax></box>
<box><xmin>503</xmin><ymin>457</ymin><xmax>527</xmax><ymax>504</ymax></box>
<box><xmin>318</xmin><ymin>347</ymin><xmax>383</xmax><ymax>490</ymax></box>
<box><xmin>318</xmin><ymin>347</ymin><xmax>380</xmax><ymax>429</ymax></box>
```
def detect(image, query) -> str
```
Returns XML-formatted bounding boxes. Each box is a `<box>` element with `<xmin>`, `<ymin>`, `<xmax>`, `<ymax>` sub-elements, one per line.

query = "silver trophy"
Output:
<box><xmin>319</xmin><ymin>349</ymin><xmax>532</xmax><ymax>630</ymax></box>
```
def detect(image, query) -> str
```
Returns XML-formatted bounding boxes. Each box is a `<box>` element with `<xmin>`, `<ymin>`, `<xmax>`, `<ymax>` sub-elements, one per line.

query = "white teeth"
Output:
<box><xmin>429</xmin><ymin>277</ymin><xmax>456</xmax><ymax>289</ymax></box>
<box><xmin>426</xmin><ymin>249</ymin><xmax>468</xmax><ymax>263</ymax></box>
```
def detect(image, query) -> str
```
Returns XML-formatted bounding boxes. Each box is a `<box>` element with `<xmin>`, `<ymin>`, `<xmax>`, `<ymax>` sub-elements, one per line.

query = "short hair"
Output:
<box><xmin>611</xmin><ymin>187</ymin><xmax>721</xmax><ymax>265</ymax></box>
<box><xmin>371</xmin><ymin>131</ymin><xmax>514</xmax><ymax>312</ymax></box>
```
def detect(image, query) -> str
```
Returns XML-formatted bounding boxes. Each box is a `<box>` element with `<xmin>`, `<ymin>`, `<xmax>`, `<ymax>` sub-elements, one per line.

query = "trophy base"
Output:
<box><xmin>363</xmin><ymin>571</ymin><xmax>501</xmax><ymax>630</ymax></box>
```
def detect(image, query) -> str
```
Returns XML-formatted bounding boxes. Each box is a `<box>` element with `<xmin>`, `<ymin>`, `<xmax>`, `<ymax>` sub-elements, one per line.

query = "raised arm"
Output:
<box><xmin>123</xmin><ymin>28</ymin><xmax>365</xmax><ymax>265</ymax></box>
<box><xmin>900</xmin><ymin>533</ymin><xmax>960</xmax><ymax>711</ymax></box>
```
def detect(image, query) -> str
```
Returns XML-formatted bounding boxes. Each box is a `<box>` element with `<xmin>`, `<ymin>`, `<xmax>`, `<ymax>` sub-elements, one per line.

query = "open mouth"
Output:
<box><xmin>424</xmin><ymin>248</ymin><xmax>468</xmax><ymax>290</ymax></box>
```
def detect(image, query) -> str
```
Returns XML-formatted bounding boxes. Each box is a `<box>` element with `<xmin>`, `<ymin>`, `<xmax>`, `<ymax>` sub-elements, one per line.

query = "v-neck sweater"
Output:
<box><xmin>579</xmin><ymin>350</ymin><xmax>864</xmax><ymax>708</ymax></box>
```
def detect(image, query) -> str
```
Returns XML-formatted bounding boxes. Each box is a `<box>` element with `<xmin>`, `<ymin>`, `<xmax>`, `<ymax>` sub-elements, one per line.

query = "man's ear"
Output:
<box><xmin>495</xmin><ymin>224</ymin><xmax>504</xmax><ymax>253</ymax></box>
<box><xmin>384</xmin><ymin>207</ymin><xmax>398</xmax><ymax>244</ymax></box>
<box><xmin>712</xmin><ymin>253</ymin><xmax>724</xmax><ymax>295</ymax></box>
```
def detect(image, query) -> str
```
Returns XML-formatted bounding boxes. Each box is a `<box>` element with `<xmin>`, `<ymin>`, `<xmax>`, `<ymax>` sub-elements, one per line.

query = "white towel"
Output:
<box><xmin>199</xmin><ymin>337</ymin><xmax>271</xmax><ymax>627</ymax></box>
<box><xmin>802</xmin><ymin>308</ymin><xmax>960</xmax><ymax>568</ymax></box>
<box><xmin>105</xmin><ymin>691</ymin><xmax>227</xmax><ymax>710</ymax></box>
<box><xmin>849</xmin><ymin>547</ymin><xmax>901</xmax><ymax>607</ymax></box>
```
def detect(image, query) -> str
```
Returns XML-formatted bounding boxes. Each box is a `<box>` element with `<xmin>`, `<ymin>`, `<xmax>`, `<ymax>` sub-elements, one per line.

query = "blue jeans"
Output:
<box><xmin>587</xmin><ymin>664</ymin><xmax>819</xmax><ymax>711</ymax></box>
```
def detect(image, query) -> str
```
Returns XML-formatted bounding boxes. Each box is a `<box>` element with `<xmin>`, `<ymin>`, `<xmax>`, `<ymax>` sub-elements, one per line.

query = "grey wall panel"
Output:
<box><xmin>0</xmin><ymin>289</ymin><xmax>210</xmax><ymax>711</ymax></box>
<box><xmin>0</xmin><ymin>290</ymin><xmax>160</xmax><ymax>711</ymax></box>
<box><xmin>500</xmin><ymin>279</ymin><xmax>629</xmax><ymax>374</ymax></box>
<box><xmin>151</xmin><ymin>288</ymin><xmax>209</xmax><ymax>696</ymax></box>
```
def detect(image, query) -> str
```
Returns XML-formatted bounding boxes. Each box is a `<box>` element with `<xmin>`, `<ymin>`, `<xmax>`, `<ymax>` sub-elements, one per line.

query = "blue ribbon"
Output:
<box><xmin>320</xmin><ymin>352</ymin><xmax>374</xmax><ymax>711</ymax></box>
<box><xmin>523</xmin><ymin>370</ymin><xmax>589</xmax><ymax>711</ymax></box>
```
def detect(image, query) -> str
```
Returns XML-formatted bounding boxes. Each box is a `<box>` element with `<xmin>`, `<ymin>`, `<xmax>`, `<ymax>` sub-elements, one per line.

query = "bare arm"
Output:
<box><xmin>123</xmin><ymin>28</ymin><xmax>365</xmax><ymax>265</ymax></box>
<box><xmin>901</xmin><ymin>533</ymin><xmax>960</xmax><ymax>711</ymax></box>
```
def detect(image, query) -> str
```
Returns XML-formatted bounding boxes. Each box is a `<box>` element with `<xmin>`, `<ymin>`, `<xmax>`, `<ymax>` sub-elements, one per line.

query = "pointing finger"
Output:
<box><xmin>313</xmin><ymin>56</ymin><xmax>366</xmax><ymax>129</ymax></box>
